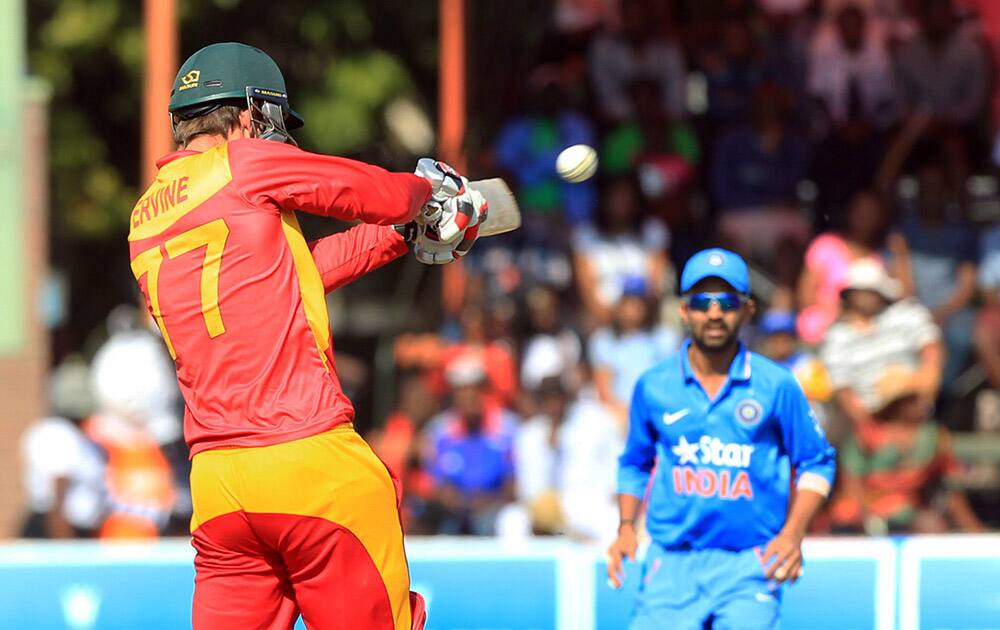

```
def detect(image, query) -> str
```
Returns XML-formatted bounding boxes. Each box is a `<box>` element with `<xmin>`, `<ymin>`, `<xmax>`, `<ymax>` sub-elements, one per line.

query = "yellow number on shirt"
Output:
<box><xmin>131</xmin><ymin>218</ymin><xmax>231</xmax><ymax>359</ymax></box>
<box><xmin>130</xmin><ymin>245</ymin><xmax>175</xmax><ymax>358</ymax></box>
<box><xmin>164</xmin><ymin>219</ymin><xmax>230</xmax><ymax>338</ymax></box>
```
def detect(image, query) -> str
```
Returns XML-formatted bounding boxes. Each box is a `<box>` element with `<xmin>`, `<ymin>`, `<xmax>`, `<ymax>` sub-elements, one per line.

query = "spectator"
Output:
<box><xmin>974</xmin><ymin>221</ymin><xmax>1000</xmax><ymax>389</ymax></box>
<box><xmin>831</xmin><ymin>366</ymin><xmax>984</xmax><ymax>533</ymax></box>
<box><xmin>807</xmin><ymin>3</ymin><xmax>897</xmax><ymax>130</ymax></box>
<box><xmin>701</xmin><ymin>19</ymin><xmax>767</xmax><ymax>125</ymax></box>
<box><xmin>89</xmin><ymin>304</ymin><xmax>188</xmax><ymax>534</ymax></box>
<box><xmin>601</xmin><ymin>78</ymin><xmax>701</xmax><ymax>234</ymax></box>
<box><xmin>895</xmin><ymin>0</ymin><xmax>989</xmax><ymax>128</ymax></box>
<box><xmin>588</xmin><ymin>0</ymin><xmax>687</xmax><ymax>122</ymax></box>
<box><xmin>368</xmin><ymin>375</ymin><xmax>439</xmax><ymax>532</ymax></box>
<box><xmin>495</xmin><ymin>66</ymin><xmax>597</xmax><ymax>227</ymax></box>
<box><xmin>572</xmin><ymin>173</ymin><xmax>671</xmax><ymax>328</ymax></box>
<box><xmin>805</xmin><ymin>3</ymin><xmax>895</xmax><ymax>218</ymax></box>
<box><xmin>756</xmin><ymin>309</ymin><xmax>834</xmax><ymax>407</ymax></box>
<box><xmin>422</xmin><ymin>358</ymin><xmax>519</xmax><ymax>535</ymax></box>
<box><xmin>797</xmin><ymin>190</ymin><xmax>909</xmax><ymax>345</ymax></box>
<box><xmin>892</xmin><ymin>0</ymin><xmax>990</xmax><ymax>185</ymax></box>
<box><xmin>807</xmin><ymin>112</ymin><xmax>885</xmax><ymax>231</ymax></box>
<box><xmin>520</xmin><ymin>285</ymin><xmax>583</xmax><ymax>394</ymax></box>
<box><xmin>435</xmin><ymin>303</ymin><xmax>519</xmax><ymax>409</ymax></box>
<box><xmin>552</xmin><ymin>0</ymin><xmax>612</xmax><ymax>37</ymax></box>
<box><xmin>508</xmin><ymin>377</ymin><xmax>622</xmax><ymax>543</ymax></box>
<box><xmin>896</xmin><ymin>161</ymin><xmax>979</xmax><ymax>396</ymax></box>
<box><xmin>760</xmin><ymin>1</ymin><xmax>812</xmax><ymax>97</ymax></box>
<box><xmin>821</xmin><ymin>260</ymin><xmax>944</xmax><ymax>443</ymax></box>
<box><xmin>588</xmin><ymin>276</ymin><xmax>680</xmax><ymax>425</ymax></box>
<box><xmin>601</xmin><ymin>78</ymin><xmax>701</xmax><ymax>179</ymax></box>
<box><xmin>91</xmin><ymin>305</ymin><xmax>182</xmax><ymax>447</ymax></box>
<box><xmin>711</xmin><ymin>83</ymin><xmax>811</xmax><ymax>293</ymax></box>
<box><xmin>20</xmin><ymin>358</ymin><xmax>105</xmax><ymax>539</ymax></box>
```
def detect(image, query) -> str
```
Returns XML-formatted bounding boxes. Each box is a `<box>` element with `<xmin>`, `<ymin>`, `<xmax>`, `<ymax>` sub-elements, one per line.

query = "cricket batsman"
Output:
<box><xmin>128</xmin><ymin>42</ymin><xmax>485</xmax><ymax>629</ymax></box>
<box><xmin>608</xmin><ymin>248</ymin><xmax>836</xmax><ymax>629</ymax></box>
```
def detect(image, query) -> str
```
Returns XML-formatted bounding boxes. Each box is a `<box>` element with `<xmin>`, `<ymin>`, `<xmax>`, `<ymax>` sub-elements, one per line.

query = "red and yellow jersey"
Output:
<box><xmin>128</xmin><ymin>138</ymin><xmax>429</xmax><ymax>456</ymax></box>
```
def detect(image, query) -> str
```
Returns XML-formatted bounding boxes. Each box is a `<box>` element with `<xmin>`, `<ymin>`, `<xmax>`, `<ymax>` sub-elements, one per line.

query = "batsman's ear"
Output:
<box><xmin>238</xmin><ymin>109</ymin><xmax>253</xmax><ymax>138</ymax></box>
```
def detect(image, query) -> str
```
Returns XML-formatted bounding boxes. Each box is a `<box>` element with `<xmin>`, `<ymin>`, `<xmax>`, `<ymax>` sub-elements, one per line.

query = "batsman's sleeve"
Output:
<box><xmin>617</xmin><ymin>375</ymin><xmax>659</xmax><ymax>499</ymax></box>
<box><xmin>230</xmin><ymin>139</ymin><xmax>430</xmax><ymax>224</ymax></box>
<box><xmin>308</xmin><ymin>224</ymin><xmax>409</xmax><ymax>293</ymax></box>
<box><xmin>776</xmin><ymin>374</ymin><xmax>837</xmax><ymax>498</ymax></box>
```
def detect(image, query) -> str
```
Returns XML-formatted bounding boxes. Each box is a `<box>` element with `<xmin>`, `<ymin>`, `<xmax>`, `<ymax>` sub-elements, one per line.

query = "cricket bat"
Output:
<box><xmin>468</xmin><ymin>178</ymin><xmax>521</xmax><ymax>237</ymax></box>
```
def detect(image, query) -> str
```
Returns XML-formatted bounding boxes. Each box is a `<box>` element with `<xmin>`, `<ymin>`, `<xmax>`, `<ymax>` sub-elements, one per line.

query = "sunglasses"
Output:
<box><xmin>684</xmin><ymin>292</ymin><xmax>746</xmax><ymax>312</ymax></box>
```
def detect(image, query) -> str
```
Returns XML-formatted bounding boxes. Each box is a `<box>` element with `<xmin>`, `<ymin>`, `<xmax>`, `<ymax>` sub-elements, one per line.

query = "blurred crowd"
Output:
<box><xmin>23</xmin><ymin>0</ymin><xmax>1000</xmax><ymax>542</ymax></box>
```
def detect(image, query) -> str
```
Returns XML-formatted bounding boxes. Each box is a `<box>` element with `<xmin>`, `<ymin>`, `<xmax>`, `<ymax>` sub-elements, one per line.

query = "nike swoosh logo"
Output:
<box><xmin>662</xmin><ymin>409</ymin><xmax>690</xmax><ymax>425</ymax></box>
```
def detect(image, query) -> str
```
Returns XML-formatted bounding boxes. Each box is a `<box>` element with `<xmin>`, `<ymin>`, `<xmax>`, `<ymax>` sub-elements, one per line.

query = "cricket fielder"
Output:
<box><xmin>608</xmin><ymin>249</ymin><xmax>836</xmax><ymax>629</ymax></box>
<box><xmin>128</xmin><ymin>42</ymin><xmax>484</xmax><ymax>629</ymax></box>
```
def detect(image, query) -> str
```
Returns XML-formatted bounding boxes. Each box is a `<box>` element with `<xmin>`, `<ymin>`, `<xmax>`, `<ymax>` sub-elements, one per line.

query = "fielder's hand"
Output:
<box><xmin>606</xmin><ymin>522</ymin><xmax>638</xmax><ymax>589</ymax></box>
<box><xmin>760</xmin><ymin>531</ymin><xmax>804</xmax><ymax>584</ymax></box>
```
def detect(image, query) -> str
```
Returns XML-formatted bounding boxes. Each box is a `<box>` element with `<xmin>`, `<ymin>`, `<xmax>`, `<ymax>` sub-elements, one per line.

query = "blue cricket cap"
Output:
<box><xmin>621</xmin><ymin>275</ymin><xmax>648</xmax><ymax>297</ymax></box>
<box><xmin>759</xmin><ymin>309</ymin><xmax>797</xmax><ymax>336</ymax></box>
<box><xmin>680</xmin><ymin>248</ymin><xmax>750</xmax><ymax>294</ymax></box>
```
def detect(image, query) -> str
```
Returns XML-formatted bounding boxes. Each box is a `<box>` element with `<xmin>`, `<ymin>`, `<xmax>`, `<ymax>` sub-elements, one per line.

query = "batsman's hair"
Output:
<box><xmin>171</xmin><ymin>104</ymin><xmax>244</xmax><ymax>148</ymax></box>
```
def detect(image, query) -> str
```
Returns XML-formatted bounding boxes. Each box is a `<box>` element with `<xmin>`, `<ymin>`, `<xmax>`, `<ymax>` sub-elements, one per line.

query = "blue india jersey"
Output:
<box><xmin>617</xmin><ymin>340</ymin><xmax>836</xmax><ymax>551</ymax></box>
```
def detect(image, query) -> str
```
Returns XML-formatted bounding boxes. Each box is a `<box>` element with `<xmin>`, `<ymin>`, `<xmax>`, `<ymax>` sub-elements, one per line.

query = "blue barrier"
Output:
<box><xmin>0</xmin><ymin>535</ymin><xmax>997</xmax><ymax>629</ymax></box>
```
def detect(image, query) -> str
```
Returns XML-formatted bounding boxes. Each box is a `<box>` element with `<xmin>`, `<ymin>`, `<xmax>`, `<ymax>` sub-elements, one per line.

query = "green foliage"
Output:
<box><xmin>28</xmin><ymin>0</ymin><xmax>438</xmax><ymax>239</ymax></box>
<box><xmin>299</xmin><ymin>51</ymin><xmax>413</xmax><ymax>154</ymax></box>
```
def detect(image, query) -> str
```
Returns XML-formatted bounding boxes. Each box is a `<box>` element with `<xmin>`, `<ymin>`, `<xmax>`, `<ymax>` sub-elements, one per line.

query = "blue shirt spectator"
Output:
<box><xmin>427</xmin><ymin>409</ymin><xmax>517</xmax><ymax>496</ymax></box>
<box><xmin>702</xmin><ymin>20</ymin><xmax>765</xmax><ymax>125</ymax></box>
<box><xmin>588</xmin><ymin>275</ymin><xmax>681</xmax><ymax>424</ymax></box>
<box><xmin>895</xmin><ymin>162</ymin><xmax>979</xmax><ymax>395</ymax></box>
<box><xmin>494</xmin><ymin>74</ymin><xmax>596</xmax><ymax>225</ymax></box>
<box><xmin>897</xmin><ymin>215</ymin><xmax>977</xmax><ymax>311</ymax></box>
<box><xmin>421</xmin><ymin>358</ymin><xmax>519</xmax><ymax>536</ymax></box>
<box><xmin>711</xmin><ymin>122</ymin><xmax>808</xmax><ymax>212</ymax></box>
<box><xmin>981</xmin><ymin>224</ymin><xmax>1000</xmax><ymax>295</ymax></box>
<box><xmin>589</xmin><ymin>325</ymin><xmax>679</xmax><ymax>406</ymax></box>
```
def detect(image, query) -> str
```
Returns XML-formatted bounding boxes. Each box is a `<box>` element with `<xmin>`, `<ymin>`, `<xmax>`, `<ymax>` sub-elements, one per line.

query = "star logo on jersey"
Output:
<box><xmin>671</xmin><ymin>435</ymin><xmax>700</xmax><ymax>465</ymax></box>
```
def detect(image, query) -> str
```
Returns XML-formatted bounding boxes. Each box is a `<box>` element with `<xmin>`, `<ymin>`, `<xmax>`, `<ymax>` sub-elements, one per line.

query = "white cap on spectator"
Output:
<box><xmin>445</xmin><ymin>355</ymin><xmax>487</xmax><ymax>388</ymax></box>
<box><xmin>841</xmin><ymin>260</ymin><xmax>901</xmax><ymax>301</ymax></box>
<box><xmin>521</xmin><ymin>337</ymin><xmax>565</xmax><ymax>391</ymax></box>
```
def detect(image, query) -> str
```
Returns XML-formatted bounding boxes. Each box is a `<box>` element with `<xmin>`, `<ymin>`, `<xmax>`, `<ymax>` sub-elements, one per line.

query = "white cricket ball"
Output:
<box><xmin>556</xmin><ymin>144</ymin><xmax>598</xmax><ymax>183</ymax></box>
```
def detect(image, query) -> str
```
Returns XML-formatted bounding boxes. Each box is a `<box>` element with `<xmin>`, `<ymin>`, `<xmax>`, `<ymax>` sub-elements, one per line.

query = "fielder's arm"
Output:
<box><xmin>608</xmin><ymin>376</ymin><xmax>658</xmax><ymax>588</ymax></box>
<box><xmin>763</xmin><ymin>375</ymin><xmax>837</xmax><ymax>583</ymax></box>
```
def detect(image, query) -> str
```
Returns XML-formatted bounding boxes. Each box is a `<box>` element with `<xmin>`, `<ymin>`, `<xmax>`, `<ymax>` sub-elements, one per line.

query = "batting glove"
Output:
<box><xmin>412</xmin><ymin>187</ymin><xmax>488</xmax><ymax>265</ymax></box>
<box><xmin>413</xmin><ymin>158</ymin><xmax>476</xmax><ymax>242</ymax></box>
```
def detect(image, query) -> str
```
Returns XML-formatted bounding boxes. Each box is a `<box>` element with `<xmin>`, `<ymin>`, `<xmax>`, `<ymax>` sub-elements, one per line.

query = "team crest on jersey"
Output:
<box><xmin>735</xmin><ymin>399</ymin><xmax>764</xmax><ymax>426</ymax></box>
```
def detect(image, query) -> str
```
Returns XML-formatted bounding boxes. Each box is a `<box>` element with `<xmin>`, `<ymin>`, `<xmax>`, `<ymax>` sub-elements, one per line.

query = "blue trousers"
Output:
<box><xmin>630</xmin><ymin>545</ymin><xmax>781</xmax><ymax>630</ymax></box>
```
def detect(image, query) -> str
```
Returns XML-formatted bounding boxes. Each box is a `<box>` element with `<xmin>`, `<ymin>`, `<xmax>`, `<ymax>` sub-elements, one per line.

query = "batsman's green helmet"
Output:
<box><xmin>169</xmin><ymin>42</ymin><xmax>304</xmax><ymax>129</ymax></box>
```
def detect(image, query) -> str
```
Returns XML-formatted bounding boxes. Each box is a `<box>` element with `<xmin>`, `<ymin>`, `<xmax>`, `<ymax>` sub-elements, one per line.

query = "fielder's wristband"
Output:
<box><xmin>394</xmin><ymin>222</ymin><xmax>419</xmax><ymax>243</ymax></box>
